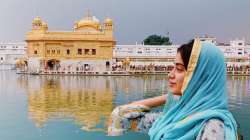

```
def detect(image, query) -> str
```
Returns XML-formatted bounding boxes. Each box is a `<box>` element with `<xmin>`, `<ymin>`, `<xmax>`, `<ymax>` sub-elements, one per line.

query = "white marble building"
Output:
<box><xmin>217</xmin><ymin>39</ymin><xmax>249</xmax><ymax>67</ymax></box>
<box><xmin>114</xmin><ymin>38</ymin><xmax>250</xmax><ymax>68</ymax></box>
<box><xmin>0</xmin><ymin>43</ymin><xmax>27</xmax><ymax>70</ymax></box>
<box><xmin>113</xmin><ymin>45</ymin><xmax>178</xmax><ymax>66</ymax></box>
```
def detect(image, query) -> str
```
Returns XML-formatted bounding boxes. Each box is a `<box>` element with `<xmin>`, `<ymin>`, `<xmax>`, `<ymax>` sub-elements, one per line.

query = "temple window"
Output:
<box><xmin>78</xmin><ymin>49</ymin><xmax>82</xmax><ymax>55</ymax></box>
<box><xmin>66</xmin><ymin>49</ymin><xmax>70</xmax><ymax>55</ymax></box>
<box><xmin>92</xmin><ymin>49</ymin><xmax>96</xmax><ymax>55</ymax></box>
<box><xmin>85</xmin><ymin>49</ymin><xmax>89</xmax><ymax>55</ymax></box>
<box><xmin>34</xmin><ymin>50</ymin><xmax>38</xmax><ymax>54</ymax></box>
<box><xmin>57</xmin><ymin>50</ymin><xmax>60</xmax><ymax>54</ymax></box>
<box><xmin>52</xmin><ymin>50</ymin><xmax>55</xmax><ymax>54</ymax></box>
<box><xmin>47</xmin><ymin>50</ymin><xmax>50</xmax><ymax>54</ymax></box>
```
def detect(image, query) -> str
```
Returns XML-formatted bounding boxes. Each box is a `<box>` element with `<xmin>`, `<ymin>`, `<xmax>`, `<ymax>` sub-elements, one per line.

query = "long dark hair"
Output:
<box><xmin>177</xmin><ymin>39</ymin><xmax>194</xmax><ymax>69</ymax></box>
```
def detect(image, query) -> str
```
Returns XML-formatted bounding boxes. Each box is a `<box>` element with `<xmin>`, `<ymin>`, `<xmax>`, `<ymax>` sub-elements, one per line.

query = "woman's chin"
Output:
<box><xmin>169</xmin><ymin>88</ymin><xmax>182</xmax><ymax>96</ymax></box>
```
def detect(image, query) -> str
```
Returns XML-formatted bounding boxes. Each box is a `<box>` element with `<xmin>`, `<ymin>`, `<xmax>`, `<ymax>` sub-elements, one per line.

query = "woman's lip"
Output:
<box><xmin>168</xmin><ymin>81</ymin><xmax>176</xmax><ymax>84</ymax></box>
<box><xmin>168</xmin><ymin>82</ymin><xmax>176</xmax><ymax>86</ymax></box>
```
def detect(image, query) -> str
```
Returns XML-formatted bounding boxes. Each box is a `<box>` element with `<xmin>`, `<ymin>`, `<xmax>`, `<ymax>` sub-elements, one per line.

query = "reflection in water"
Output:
<box><xmin>227</xmin><ymin>76</ymin><xmax>250</xmax><ymax>110</ymax></box>
<box><xmin>16</xmin><ymin>75</ymin><xmax>167</xmax><ymax>132</ymax></box>
<box><xmin>17</xmin><ymin>76</ymin><xmax>113</xmax><ymax>131</ymax></box>
<box><xmin>226</xmin><ymin>76</ymin><xmax>250</xmax><ymax>139</ymax></box>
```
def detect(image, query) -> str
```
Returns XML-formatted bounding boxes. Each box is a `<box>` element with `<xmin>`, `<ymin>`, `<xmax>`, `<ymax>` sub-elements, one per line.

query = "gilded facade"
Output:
<box><xmin>26</xmin><ymin>12</ymin><xmax>115</xmax><ymax>73</ymax></box>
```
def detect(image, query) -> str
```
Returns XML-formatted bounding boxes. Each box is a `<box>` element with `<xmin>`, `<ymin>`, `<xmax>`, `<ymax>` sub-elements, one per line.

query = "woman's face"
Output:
<box><xmin>168</xmin><ymin>52</ymin><xmax>186</xmax><ymax>96</ymax></box>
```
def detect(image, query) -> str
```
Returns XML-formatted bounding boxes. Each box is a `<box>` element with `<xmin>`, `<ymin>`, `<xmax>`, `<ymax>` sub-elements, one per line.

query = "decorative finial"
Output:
<box><xmin>85</xmin><ymin>9</ymin><xmax>92</xmax><ymax>19</ymax></box>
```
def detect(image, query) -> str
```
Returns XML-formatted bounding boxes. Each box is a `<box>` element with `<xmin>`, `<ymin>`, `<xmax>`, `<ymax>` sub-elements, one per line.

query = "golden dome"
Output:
<box><xmin>76</xmin><ymin>12</ymin><xmax>100</xmax><ymax>30</ymax></box>
<box><xmin>105</xmin><ymin>17</ymin><xmax>113</xmax><ymax>24</ymax></box>
<box><xmin>32</xmin><ymin>17</ymin><xmax>48</xmax><ymax>31</ymax></box>
<box><xmin>32</xmin><ymin>17</ymin><xmax>42</xmax><ymax>24</ymax></box>
<box><xmin>78</xmin><ymin>18</ymin><xmax>100</xmax><ymax>27</ymax></box>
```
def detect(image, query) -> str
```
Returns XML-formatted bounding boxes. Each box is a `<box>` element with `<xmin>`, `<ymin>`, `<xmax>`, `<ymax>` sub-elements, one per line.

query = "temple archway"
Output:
<box><xmin>47</xmin><ymin>59</ymin><xmax>60</xmax><ymax>70</ymax></box>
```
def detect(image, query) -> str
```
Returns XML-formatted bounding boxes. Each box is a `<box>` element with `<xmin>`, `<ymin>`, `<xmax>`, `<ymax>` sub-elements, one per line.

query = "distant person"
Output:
<box><xmin>108</xmin><ymin>38</ymin><xmax>240</xmax><ymax>140</ymax></box>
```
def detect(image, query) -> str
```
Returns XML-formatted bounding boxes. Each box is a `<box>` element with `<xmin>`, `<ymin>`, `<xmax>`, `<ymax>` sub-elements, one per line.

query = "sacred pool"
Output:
<box><xmin>0</xmin><ymin>71</ymin><xmax>249</xmax><ymax>140</ymax></box>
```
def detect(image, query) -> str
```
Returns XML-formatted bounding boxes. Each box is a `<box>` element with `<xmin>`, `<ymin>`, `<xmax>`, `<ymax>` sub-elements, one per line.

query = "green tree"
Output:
<box><xmin>143</xmin><ymin>34</ymin><xmax>172</xmax><ymax>45</ymax></box>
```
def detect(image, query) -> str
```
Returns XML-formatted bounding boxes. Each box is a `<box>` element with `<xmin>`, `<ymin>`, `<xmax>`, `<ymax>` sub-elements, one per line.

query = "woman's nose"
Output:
<box><xmin>168</xmin><ymin>68</ymin><xmax>175</xmax><ymax>79</ymax></box>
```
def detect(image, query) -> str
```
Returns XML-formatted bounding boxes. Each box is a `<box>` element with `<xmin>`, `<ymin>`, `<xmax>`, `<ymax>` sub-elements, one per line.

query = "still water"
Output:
<box><xmin>0</xmin><ymin>71</ymin><xmax>249</xmax><ymax>140</ymax></box>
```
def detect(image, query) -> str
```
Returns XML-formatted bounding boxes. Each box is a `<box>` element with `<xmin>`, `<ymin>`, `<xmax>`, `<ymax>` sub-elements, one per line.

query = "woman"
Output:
<box><xmin>108</xmin><ymin>38</ymin><xmax>238</xmax><ymax>139</ymax></box>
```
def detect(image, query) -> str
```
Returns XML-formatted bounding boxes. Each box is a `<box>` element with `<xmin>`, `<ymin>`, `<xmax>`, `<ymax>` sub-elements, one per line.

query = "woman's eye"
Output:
<box><xmin>176</xmin><ymin>67</ymin><xmax>184</xmax><ymax>72</ymax></box>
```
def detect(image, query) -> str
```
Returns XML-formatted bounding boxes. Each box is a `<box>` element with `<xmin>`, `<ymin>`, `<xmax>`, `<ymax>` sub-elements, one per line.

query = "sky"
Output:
<box><xmin>0</xmin><ymin>0</ymin><xmax>249</xmax><ymax>44</ymax></box>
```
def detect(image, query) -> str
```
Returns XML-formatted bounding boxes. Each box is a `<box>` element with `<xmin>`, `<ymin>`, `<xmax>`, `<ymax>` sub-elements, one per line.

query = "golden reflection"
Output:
<box><xmin>17</xmin><ymin>76</ymin><xmax>113</xmax><ymax>131</ymax></box>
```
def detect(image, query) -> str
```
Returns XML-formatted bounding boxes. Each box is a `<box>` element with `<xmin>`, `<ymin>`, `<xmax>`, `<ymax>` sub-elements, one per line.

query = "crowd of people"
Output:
<box><xmin>111</xmin><ymin>64</ymin><xmax>174</xmax><ymax>73</ymax></box>
<box><xmin>226</xmin><ymin>65</ymin><xmax>250</xmax><ymax>74</ymax></box>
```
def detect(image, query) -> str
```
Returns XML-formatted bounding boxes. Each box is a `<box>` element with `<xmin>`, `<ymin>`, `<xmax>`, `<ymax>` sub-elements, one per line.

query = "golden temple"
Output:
<box><xmin>26</xmin><ymin>11</ymin><xmax>116</xmax><ymax>72</ymax></box>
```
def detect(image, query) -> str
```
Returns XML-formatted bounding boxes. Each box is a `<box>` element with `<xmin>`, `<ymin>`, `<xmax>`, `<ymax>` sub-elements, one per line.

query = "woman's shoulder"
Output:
<box><xmin>196</xmin><ymin>119</ymin><xmax>224</xmax><ymax>140</ymax></box>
